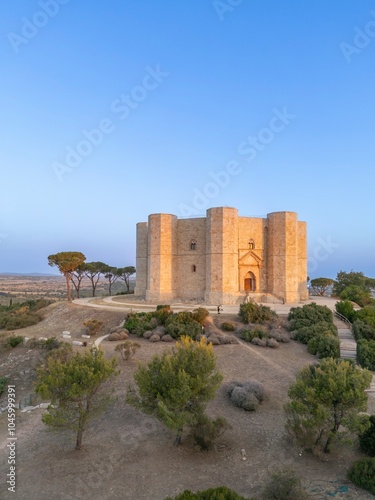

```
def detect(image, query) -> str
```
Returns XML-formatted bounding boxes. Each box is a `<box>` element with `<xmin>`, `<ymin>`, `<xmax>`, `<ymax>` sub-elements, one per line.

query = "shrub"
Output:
<box><xmin>221</xmin><ymin>322</ymin><xmax>235</xmax><ymax>331</ymax></box>
<box><xmin>164</xmin><ymin>311</ymin><xmax>203</xmax><ymax>339</ymax></box>
<box><xmin>0</xmin><ymin>299</ymin><xmax>51</xmax><ymax>330</ymax></box>
<box><xmin>353</xmin><ymin>320</ymin><xmax>375</xmax><ymax>341</ymax></box>
<box><xmin>348</xmin><ymin>457</ymin><xmax>375</xmax><ymax>495</ymax></box>
<box><xmin>293</xmin><ymin>321</ymin><xmax>337</xmax><ymax>344</ymax></box>
<box><xmin>357</xmin><ymin>339</ymin><xmax>375</xmax><ymax>370</ymax></box>
<box><xmin>165</xmin><ymin>486</ymin><xmax>253</xmax><ymax>500</ymax></box>
<box><xmin>335</xmin><ymin>300</ymin><xmax>356</xmax><ymax>323</ymax></box>
<box><xmin>263</xmin><ymin>468</ymin><xmax>310</xmax><ymax>500</ymax></box>
<box><xmin>356</xmin><ymin>306</ymin><xmax>375</xmax><ymax>328</ymax></box>
<box><xmin>0</xmin><ymin>376</ymin><xmax>7</xmax><ymax>396</ymax></box>
<box><xmin>189</xmin><ymin>414</ymin><xmax>230</xmax><ymax>451</ymax></box>
<box><xmin>154</xmin><ymin>307</ymin><xmax>172</xmax><ymax>325</ymax></box>
<box><xmin>115</xmin><ymin>340</ymin><xmax>141</xmax><ymax>361</ymax></box>
<box><xmin>231</xmin><ymin>386</ymin><xmax>259</xmax><ymax>410</ymax></box>
<box><xmin>269</xmin><ymin>329</ymin><xmax>291</xmax><ymax>343</ymax></box>
<box><xmin>307</xmin><ymin>333</ymin><xmax>340</xmax><ymax>359</ymax></box>
<box><xmin>83</xmin><ymin>319</ymin><xmax>104</xmax><ymax>336</ymax></box>
<box><xmin>156</xmin><ymin>304</ymin><xmax>171</xmax><ymax>311</ymax></box>
<box><xmin>124</xmin><ymin>313</ymin><xmax>155</xmax><ymax>337</ymax></box>
<box><xmin>6</xmin><ymin>336</ymin><xmax>24</xmax><ymax>348</ymax></box>
<box><xmin>192</xmin><ymin>308</ymin><xmax>209</xmax><ymax>324</ymax></box>
<box><xmin>239</xmin><ymin>302</ymin><xmax>276</xmax><ymax>324</ymax></box>
<box><xmin>360</xmin><ymin>415</ymin><xmax>375</xmax><ymax>457</ymax></box>
<box><xmin>227</xmin><ymin>380</ymin><xmax>266</xmax><ymax>410</ymax></box>
<box><xmin>341</xmin><ymin>286</ymin><xmax>372</xmax><ymax>307</ymax></box>
<box><xmin>242</xmin><ymin>380</ymin><xmax>266</xmax><ymax>402</ymax></box>
<box><xmin>165</xmin><ymin>321</ymin><xmax>202</xmax><ymax>340</ymax></box>
<box><xmin>288</xmin><ymin>303</ymin><xmax>333</xmax><ymax>331</ymax></box>
<box><xmin>251</xmin><ymin>337</ymin><xmax>267</xmax><ymax>347</ymax></box>
<box><xmin>240</xmin><ymin>327</ymin><xmax>268</xmax><ymax>343</ymax></box>
<box><xmin>267</xmin><ymin>338</ymin><xmax>280</xmax><ymax>348</ymax></box>
<box><xmin>43</xmin><ymin>337</ymin><xmax>62</xmax><ymax>351</ymax></box>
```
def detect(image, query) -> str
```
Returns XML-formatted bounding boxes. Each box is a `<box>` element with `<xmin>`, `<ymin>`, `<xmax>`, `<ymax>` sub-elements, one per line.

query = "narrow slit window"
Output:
<box><xmin>192</xmin><ymin>265</ymin><xmax>196</xmax><ymax>272</ymax></box>
<box><xmin>248</xmin><ymin>239</ymin><xmax>255</xmax><ymax>250</ymax></box>
<box><xmin>190</xmin><ymin>240</ymin><xmax>197</xmax><ymax>250</ymax></box>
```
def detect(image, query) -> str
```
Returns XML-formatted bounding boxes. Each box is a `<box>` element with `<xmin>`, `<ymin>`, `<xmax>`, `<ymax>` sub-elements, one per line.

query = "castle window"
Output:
<box><xmin>190</xmin><ymin>240</ymin><xmax>197</xmax><ymax>250</ymax></box>
<box><xmin>248</xmin><ymin>239</ymin><xmax>255</xmax><ymax>250</ymax></box>
<box><xmin>192</xmin><ymin>265</ymin><xmax>196</xmax><ymax>272</ymax></box>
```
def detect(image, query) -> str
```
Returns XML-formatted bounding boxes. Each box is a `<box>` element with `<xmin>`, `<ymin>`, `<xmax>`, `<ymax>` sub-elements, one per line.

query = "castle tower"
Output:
<box><xmin>134</xmin><ymin>222</ymin><xmax>148</xmax><ymax>296</ymax></box>
<box><xmin>205</xmin><ymin>207</ymin><xmax>239</xmax><ymax>304</ymax></box>
<box><xmin>145</xmin><ymin>213</ymin><xmax>177</xmax><ymax>302</ymax></box>
<box><xmin>267</xmin><ymin>211</ymin><xmax>306</xmax><ymax>303</ymax></box>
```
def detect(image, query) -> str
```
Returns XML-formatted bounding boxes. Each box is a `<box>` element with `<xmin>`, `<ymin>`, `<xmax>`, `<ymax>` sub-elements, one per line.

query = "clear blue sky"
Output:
<box><xmin>1</xmin><ymin>0</ymin><xmax>374</xmax><ymax>279</ymax></box>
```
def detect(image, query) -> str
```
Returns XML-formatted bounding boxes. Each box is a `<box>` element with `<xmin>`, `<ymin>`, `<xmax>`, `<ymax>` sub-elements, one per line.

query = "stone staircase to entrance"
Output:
<box><xmin>334</xmin><ymin>312</ymin><xmax>375</xmax><ymax>397</ymax></box>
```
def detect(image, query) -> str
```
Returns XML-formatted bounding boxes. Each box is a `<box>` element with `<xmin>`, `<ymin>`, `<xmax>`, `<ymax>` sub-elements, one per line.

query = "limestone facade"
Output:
<box><xmin>135</xmin><ymin>207</ymin><xmax>308</xmax><ymax>304</ymax></box>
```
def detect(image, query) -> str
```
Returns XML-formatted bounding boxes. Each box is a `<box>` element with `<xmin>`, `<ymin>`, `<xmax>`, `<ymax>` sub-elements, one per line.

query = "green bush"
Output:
<box><xmin>221</xmin><ymin>322</ymin><xmax>235</xmax><ymax>331</ymax></box>
<box><xmin>188</xmin><ymin>414</ymin><xmax>230</xmax><ymax>451</ymax></box>
<box><xmin>156</xmin><ymin>304</ymin><xmax>171</xmax><ymax>311</ymax></box>
<box><xmin>165</xmin><ymin>321</ymin><xmax>202</xmax><ymax>340</ymax></box>
<box><xmin>348</xmin><ymin>457</ymin><xmax>375</xmax><ymax>495</ymax></box>
<box><xmin>239</xmin><ymin>302</ymin><xmax>276</xmax><ymax>324</ymax></box>
<box><xmin>340</xmin><ymin>285</ymin><xmax>372</xmax><ymax>307</ymax></box>
<box><xmin>6</xmin><ymin>336</ymin><xmax>25</xmax><ymax>348</ymax></box>
<box><xmin>263</xmin><ymin>468</ymin><xmax>310</xmax><ymax>500</ymax></box>
<box><xmin>360</xmin><ymin>415</ymin><xmax>375</xmax><ymax>457</ymax></box>
<box><xmin>288</xmin><ymin>303</ymin><xmax>333</xmax><ymax>331</ymax></box>
<box><xmin>43</xmin><ymin>337</ymin><xmax>62</xmax><ymax>351</ymax></box>
<box><xmin>307</xmin><ymin>333</ymin><xmax>340</xmax><ymax>359</ymax></box>
<box><xmin>154</xmin><ymin>306</ymin><xmax>173</xmax><ymax>325</ymax></box>
<box><xmin>356</xmin><ymin>306</ymin><xmax>375</xmax><ymax>329</ymax></box>
<box><xmin>124</xmin><ymin>313</ymin><xmax>155</xmax><ymax>336</ymax></box>
<box><xmin>0</xmin><ymin>376</ymin><xmax>8</xmax><ymax>396</ymax></box>
<box><xmin>335</xmin><ymin>300</ymin><xmax>356</xmax><ymax>323</ymax></box>
<box><xmin>293</xmin><ymin>321</ymin><xmax>337</xmax><ymax>344</ymax></box>
<box><xmin>165</xmin><ymin>486</ymin><xmax>253</xmax><ymax>500</ymax></box>
<box><xmin>352</xmin><ymin>320</ymin><xmax>375</xmax><ymax>341</ymax></box>
<box><xmin>240</xmin><ymin>327</ymin><xmax>268</xmax><ymax>343</ymax></box>
<box><xmin>357</xmin><ymin>339</ymin><xmax>375</xmax><ymax>370</ymax></box>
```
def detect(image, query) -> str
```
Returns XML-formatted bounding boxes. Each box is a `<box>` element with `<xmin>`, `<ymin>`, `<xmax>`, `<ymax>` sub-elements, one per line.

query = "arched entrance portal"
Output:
<box><xmin>244</xmin><ymin>272</ymin><xmax>256</xmax><ymax>292</ymax></box>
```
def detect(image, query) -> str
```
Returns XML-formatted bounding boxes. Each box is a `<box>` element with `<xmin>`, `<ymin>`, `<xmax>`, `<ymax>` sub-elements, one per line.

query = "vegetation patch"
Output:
<box><xmin>0</xmin><ymin>299</ymin><xmax>52</xmax><ymax>331</ymax></box>
<box><xmin>263</xmin><ymin>468</ymin><xmax>311</xmax><ymax>500</ymax></box>
<box><xmin>348</xmin><ymin>457</ymin><xmax>375</xmax><ymax>495</ymax></box>
<box><xmin>124</xmin><ymin>307</ymin><xmax>209</xmax><ymax>340</ymax></box>
<box><xmin>165</xmin><ymin>486</ymin><xmax>253</xmax><ymax>500</ymax></box>
<box><xmin>227</xmin><ymin>380</ymin><xmax>266</xmax><ymax>411</ymax></box>
<box><xmin>359</xmin><ymin>415</ymin><xmax>375</xmax><ymax>457</ymax></box>
<box><xmin>288</xmin><ymin>304</ymin><xmax>339</xmax><ymax>359</ymax></box>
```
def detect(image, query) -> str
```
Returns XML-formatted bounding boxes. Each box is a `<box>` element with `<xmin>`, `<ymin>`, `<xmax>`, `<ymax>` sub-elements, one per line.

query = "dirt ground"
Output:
<box><xmin>0</xmin><ymin>302</ymin><xmax>374</xmax><ymax>500</ymax></box>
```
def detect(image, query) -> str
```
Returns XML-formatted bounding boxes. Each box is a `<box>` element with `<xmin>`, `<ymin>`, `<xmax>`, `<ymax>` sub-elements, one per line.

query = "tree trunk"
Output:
<box><xmin>65</xmin><ymin>273</ymin><xmax>71</xmax><ymax>301</ymax></box>
<box><xmin>174</xmin><ymin>429</ymin><xmax>183</xmax><ymax>447</ymax></box>
<box><xmin>75</xmin><ymin>427</ymin><xmax>83</xmax><ymax>450</ymax></box>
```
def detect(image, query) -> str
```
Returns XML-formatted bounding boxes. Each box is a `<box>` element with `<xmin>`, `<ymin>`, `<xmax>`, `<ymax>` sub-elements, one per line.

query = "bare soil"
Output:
<box><xmin>0</xmin><ymin>303</ymin><xmax>374</xmax><ymax>500</ymax></box>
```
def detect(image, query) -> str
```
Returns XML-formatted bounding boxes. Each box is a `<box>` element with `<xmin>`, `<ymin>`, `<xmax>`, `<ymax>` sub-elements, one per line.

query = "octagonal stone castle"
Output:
<box><xmin>135</xmin><ymin>207</ymin><xmax>308</xmax><ymax>305</ymax></box>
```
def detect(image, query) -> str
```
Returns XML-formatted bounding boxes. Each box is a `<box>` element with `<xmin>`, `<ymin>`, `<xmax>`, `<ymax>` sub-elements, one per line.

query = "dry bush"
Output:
<box><xmin>227</xmin><ymin>380</ymin><xmax>266</xmax><ymax>411</ymax></box>
<box><xmin>115</xmin><ymin>340</ymin><xmax>141</xmax><ymax>361</ymax></box>
<box><xmin>83</xmin><ymin>319</ymin><xmax>104</xmax><ymax>336</ymax></box>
